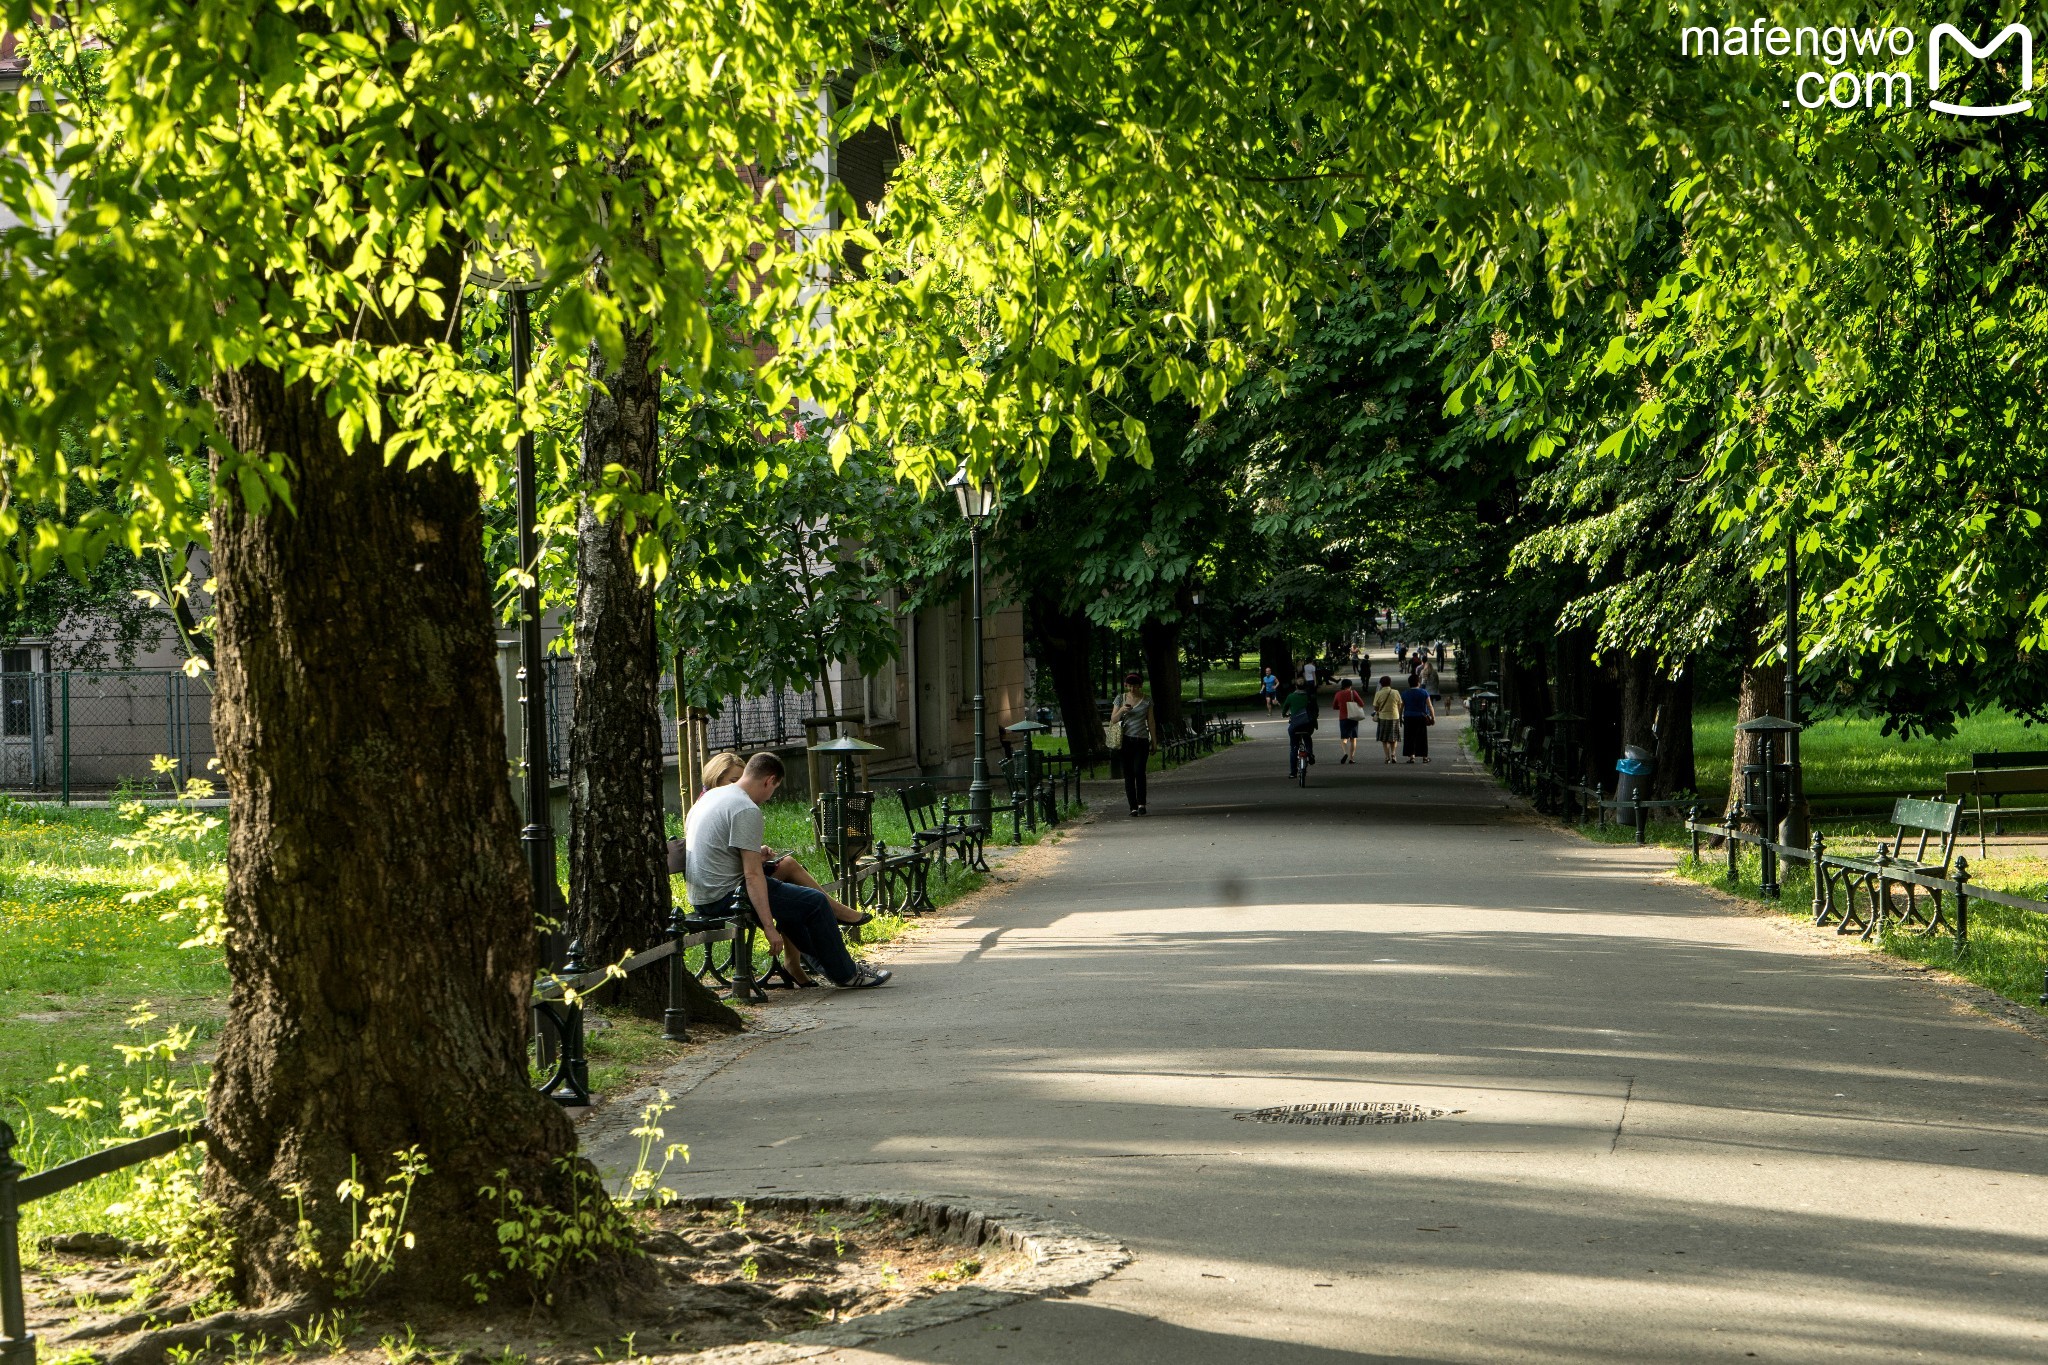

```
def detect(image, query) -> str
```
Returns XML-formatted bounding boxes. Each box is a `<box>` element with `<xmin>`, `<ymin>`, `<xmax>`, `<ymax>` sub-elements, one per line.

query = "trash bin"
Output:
<box><xmin>1614</xmin><ymin>745</ymin><xmax>1655</xmax><ymax>805</ymax></box>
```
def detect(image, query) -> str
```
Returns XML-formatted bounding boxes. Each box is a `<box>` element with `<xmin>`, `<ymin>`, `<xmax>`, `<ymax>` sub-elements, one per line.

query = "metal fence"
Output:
<box><xmin>0</xmin><ymin>670</ymin><xmax>215</xmax><ymax>799</ymax></box>
<box><xmin>535</xmin><ymin>659</ymin><xmax>819</xmax><ymax>781</ymax></box>
<box><xmin>0</xmin><ymin>662</ymin><xmax>820</xmax><ymax>796</ymax></box>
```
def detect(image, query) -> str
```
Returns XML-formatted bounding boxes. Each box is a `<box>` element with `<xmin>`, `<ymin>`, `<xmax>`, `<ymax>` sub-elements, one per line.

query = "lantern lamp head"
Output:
<box><xmin>947</xmin><ymin>463</ymin><xmax>998</xmax><ymax>524</ymax></box>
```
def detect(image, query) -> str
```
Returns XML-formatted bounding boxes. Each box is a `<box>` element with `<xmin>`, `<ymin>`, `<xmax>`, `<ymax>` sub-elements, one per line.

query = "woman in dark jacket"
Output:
<box><xmin>1400</xmin><ymin>680</ymin><xmax>1436</xmax><ymax>762</ymax></box>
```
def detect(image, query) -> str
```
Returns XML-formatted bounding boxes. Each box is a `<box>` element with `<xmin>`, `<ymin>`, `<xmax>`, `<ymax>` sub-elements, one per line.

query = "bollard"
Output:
<box><xmin>1689</xmin><ymin>804</ymin><xmax>1703</xmax><ymax>864</ymax></box>
<box><xmin>662</xmin><ymin>906</ymin><xmax>690</xmax><ymax>1044</ymax></box>
<box><xmin>1871</xmin><ymin>843</ymin><xmax>1893</xmax><ymax>940</ymax></box>
<box><xmin>1632</xmin><ymin>790</ymin><xmax>1647</xmax><ymax>846</ymax></box>
<box><xmin>1</xmin><ymin>1120</ymin><xmax>33</xmax><ymax>1365</ymax></box>
<box><xmin>543</xmin><ymin>939</ymin><xmax>592</xmax><ymax>1106</ymax></box>
<box><xmin>1810</xmin><ymin>831</ymin><xmax>1828</xmax><ymax>924</ymax></box>
<box><xmin>1953</xmin><ymin>857</ymin><xmax>1970</xmax><ymax>951</ymax></box>
<box><xmin>1725</xmin><ymin>804</ymin><xmax>1741</xmax><ymax>884</ymax></box>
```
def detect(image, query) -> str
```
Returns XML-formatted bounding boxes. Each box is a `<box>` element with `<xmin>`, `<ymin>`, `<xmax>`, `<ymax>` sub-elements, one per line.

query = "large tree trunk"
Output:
<box><xmin>204</xmin><ymin>261</ymin><xmax>586</xmax><ymax>1307</ymax></box>
<box><xmin>1140</xmin><ymin>618</ymin><xmax>1184</xmax><ymax>738</ymax></box>
<box><xmin>1258</xmin><ymin>634</ymin><xmax>1293</xmax><ymax>693</ymax></box>
<box><xmin>568</xmin><ymin>317</ymin><xmax>739</xmax><ymax>1026</ymax></box>
<box><xmin>1027</xmin><ymin>592</ymin><xmax>1106</xmax><ymax>759</ymax></box>
<box><xmin>1653</xmin><ymin>663</ymin><xmax>1697</xmax><ymax>798</ymax></box>
<box><xmin>1620</xmin><ymin>652</ymin><xmax>1658</xmax><ymax>760</ymax></box>
<box><xmin>1729</xmin><ymin>602</ymin><xmax>1787</xmax><ymax>822</ymax></box>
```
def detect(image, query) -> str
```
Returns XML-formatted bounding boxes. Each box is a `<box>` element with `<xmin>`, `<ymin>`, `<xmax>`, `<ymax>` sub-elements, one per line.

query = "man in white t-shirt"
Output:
<box><xmin>685</xmin><ymin>751</ymin><xmax>890</xmax><ymax>989</ymax></box>
<box><xmin>1302</xmin><ymin>659</ymin><xmax>1318</xmax><ymax>690</ymax></box>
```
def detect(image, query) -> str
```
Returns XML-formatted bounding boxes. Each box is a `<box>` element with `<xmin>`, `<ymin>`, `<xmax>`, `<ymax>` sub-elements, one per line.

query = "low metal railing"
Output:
<box><xmin>1</xmin><ymin>1122</ymin><xmax>204</xmax><ymax>1365</ymax></box>
<box><xmin>1681</xmin><ymin>804</ymin><xmax>2048</xmax><ymax>966</ymax></box>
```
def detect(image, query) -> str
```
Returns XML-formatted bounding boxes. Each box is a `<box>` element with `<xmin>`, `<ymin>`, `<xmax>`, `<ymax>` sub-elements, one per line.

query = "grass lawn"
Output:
<box><xmin>1692</xmin><ymin>703</ymin><xmax>2048</xmax><ymax>804</ymax></box>
<box><xmin>3</xmin><ymin>784</ymin><xmax>1083</xmax><ymax>1244</ymax></box>
<box><xmin>0</xmin><ymin>796</ymin><xmax>227</xmax><ymax>1249</ymax></box>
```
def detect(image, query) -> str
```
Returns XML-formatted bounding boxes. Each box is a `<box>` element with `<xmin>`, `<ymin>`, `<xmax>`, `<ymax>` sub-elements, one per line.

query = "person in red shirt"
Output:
<box><xmin>1332</xmin><ymin>678</ymin><xmax>1367</xmax><ymax>764</ymax></box>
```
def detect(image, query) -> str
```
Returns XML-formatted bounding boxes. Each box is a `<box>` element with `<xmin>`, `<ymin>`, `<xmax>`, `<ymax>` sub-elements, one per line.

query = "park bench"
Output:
<box><xmin>1819</xmin><ymin>796</ymin><xmax>1964</xmax><ymax>938</ymax></box>
<box><xmin>1000</xmin><ymin>749</ymin><xmax>1058</xmax><ymax>839</ymax></box>
<box><xmin>898</xmin><ymin>780</ymin><xmax>987</xmax><ymax>874</ymax></box>
<box><xmin>1945</xmin><ymin>750</ymin><xmax>2048</xmax><ymax>855</ymax></box>
<box><xmin>813</xmin><ymin>788</ymin><xmax>932</xmax><ymax>917</ymax></box>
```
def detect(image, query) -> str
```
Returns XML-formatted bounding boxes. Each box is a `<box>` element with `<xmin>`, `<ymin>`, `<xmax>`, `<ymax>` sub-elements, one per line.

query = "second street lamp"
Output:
<box><xmin>947</xmin><ymin>463</ymin><xmax>999</xmax><ymax>833</ymax></box>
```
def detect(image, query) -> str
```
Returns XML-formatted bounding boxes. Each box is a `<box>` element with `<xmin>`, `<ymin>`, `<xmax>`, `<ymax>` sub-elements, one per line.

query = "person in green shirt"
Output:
<box><xmin>1283</xmin><ymin>679</ymin><xmax>1318</xmax><ymax>777</ymax></box>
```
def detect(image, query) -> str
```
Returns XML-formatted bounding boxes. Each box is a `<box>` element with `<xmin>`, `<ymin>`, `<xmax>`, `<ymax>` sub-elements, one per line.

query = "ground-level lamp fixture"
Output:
<box><xmin>809</xmin><ymin>734</ymin><xmax>884</xmax><ymax>909</ymax></box>
<box><xmin>1738</xmin><ymin>714</ymin><xmax>1803</xmax><ymax>899</ymax></box>
<box><xmin>947</xmin><ymin>463</ymin><xmax>1000</xmax><ymax>833</ymax></box>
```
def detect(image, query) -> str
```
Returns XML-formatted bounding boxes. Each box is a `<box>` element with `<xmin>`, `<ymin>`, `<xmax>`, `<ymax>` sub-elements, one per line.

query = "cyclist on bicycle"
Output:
<box><xmin>1283</xmin><ymin>676</ymin><xmax>1319</xmax><ymax>778</ymax></box>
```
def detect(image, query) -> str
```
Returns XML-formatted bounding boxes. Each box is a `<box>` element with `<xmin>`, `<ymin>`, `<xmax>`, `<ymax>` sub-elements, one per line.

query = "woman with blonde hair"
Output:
<box><xmin>696</xmin><ymin>752</ymin><xmax>868</xmax><ymax>984</ymax></box>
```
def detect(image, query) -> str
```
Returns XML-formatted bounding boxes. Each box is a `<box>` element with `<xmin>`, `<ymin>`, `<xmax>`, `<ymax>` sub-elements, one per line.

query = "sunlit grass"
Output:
<box><xmin>0</xmin><ymin>798</ymin><xmax>227</xmax><ymax>1244</ymax></box>
<box><xmin>1693</xmin><ymin>703</ymin><xmax>2048</xmax><ymax>804</ymax></box>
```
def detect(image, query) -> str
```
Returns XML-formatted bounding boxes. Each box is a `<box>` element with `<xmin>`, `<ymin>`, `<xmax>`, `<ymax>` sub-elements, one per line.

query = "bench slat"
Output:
<box><xmin>1944</xmin><ymin>766</ymin><xmax>2048</xmax><ymax>797</ymax></box>
<box><xmin>1892</xmin><ymin>796</ymin><xmax>1962</xmax><ymax>833</ymax></box>
<box><xmin>1970</xmin><ymin>750</ymin><xmax>2048</xmax><ymax>770</ymax></box>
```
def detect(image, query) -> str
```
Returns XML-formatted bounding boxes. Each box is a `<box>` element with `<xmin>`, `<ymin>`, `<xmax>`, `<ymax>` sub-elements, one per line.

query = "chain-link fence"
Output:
<box><xmin>0</xmin><ymin>661</ymin><xmax>819</xmax><ymax>797</ymax></box>
<box><xmin>535</xmin><ymin>658</ymin><xmax>819</xmax><ymax>780</ymax></box>
<box><xmin>0</xmin><ymin>670</ymin><xmax>216</xmax><ymax>798</ymax></box>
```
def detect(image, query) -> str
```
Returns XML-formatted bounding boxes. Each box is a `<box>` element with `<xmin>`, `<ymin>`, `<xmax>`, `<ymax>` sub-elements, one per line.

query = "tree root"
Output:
<box><xmin>98</xmin><ymin>1295</ymin><xmax>321</xmax><ymax>1365</ymax></box>
<box><xmin>59</xmin><ymin>1298</ymin><xmax>184</xmax><ymax>1342</ymax></box>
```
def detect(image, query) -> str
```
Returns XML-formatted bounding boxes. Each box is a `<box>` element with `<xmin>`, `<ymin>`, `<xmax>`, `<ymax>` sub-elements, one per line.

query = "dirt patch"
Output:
<box><xmin>24</xmin><ymin>1198</ymin><xmax>1072</xmax><ymax>1365</ymax></box>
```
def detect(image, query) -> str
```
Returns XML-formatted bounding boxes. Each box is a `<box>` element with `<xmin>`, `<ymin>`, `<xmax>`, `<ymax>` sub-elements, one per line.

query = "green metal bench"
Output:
<box><xmin>898</xmin><ymin>780</ymin><xmax>987</xmax><ymax>874</ymax></box>
<box><xmin>1820</xmin><ymin>796</ymin><xmax>1963</xmax><ymax>939</ymax></box>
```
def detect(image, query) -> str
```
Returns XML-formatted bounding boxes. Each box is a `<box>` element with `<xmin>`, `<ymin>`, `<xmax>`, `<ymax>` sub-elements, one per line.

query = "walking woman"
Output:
<box><xmin>1401</xmin><ymin>675</ymin><xmax>1436</xmax><ymax>763</ymax></box>
<box><xmin>1373</xmin><ymin>675</ymin><xmax>1403</xmax><ymax>764</ymax></box>
<box><xmin>1110</xmin><ymin>672</ymin><xmax>1158</xmax><ymax>815</ymax></box>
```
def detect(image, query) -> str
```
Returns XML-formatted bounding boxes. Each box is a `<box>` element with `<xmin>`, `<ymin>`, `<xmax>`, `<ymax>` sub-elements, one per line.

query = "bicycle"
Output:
<box><xmin>1292</xmin><ymin>728</ymin><xmax>1312</xmax><ymax>787</ymax></box>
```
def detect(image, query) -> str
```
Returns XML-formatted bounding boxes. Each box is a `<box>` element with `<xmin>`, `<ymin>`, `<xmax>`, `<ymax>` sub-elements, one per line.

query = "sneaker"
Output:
<box><xmin>843</xmin><ymin>966</ymin><xmax>893</xmax><ymax>989</ymax></box>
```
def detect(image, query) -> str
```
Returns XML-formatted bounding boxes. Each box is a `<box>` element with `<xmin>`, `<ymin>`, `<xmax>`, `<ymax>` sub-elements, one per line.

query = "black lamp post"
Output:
<box><xmin>470</xmin><ymin>251</ymin><xmax>557</xmax><ymax>937</ymax></box>
<box><xmin>1190</xmin><ymin>588</ymin><xmax>1205</xmax><ymax>712</ymax></box>
<box><xmin>1781</xmin><ymin>512</ymin><xmax>1808</xmax><ymax>848</ymax></box>
<box><xmin>1739</xmin><ymin>714</ymin><xmax>1802</xmax><ymax>898</ymax></box>
<box><xmin>947</xmin><ymin>463</ymin><xmax>999</xmax><ymax>832</ymax></box>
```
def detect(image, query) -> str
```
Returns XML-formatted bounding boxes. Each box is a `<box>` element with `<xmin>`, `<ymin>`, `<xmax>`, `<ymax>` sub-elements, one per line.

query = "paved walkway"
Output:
<box><xmin>605</xmin><ymin>712</ymin><xmax>2048</xmax><ymax>1362</ymax></box>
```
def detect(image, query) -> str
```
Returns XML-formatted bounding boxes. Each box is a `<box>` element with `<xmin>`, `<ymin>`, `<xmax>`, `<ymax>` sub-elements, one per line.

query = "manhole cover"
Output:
<box><xmin>1234</xmin><ymin>1102</ymin><xmax>1457</xmax><ymax>1126</ymax></box>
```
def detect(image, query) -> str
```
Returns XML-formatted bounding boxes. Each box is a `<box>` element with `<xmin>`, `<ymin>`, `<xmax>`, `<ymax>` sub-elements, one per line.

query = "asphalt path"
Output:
<box><xmin>609</xmin><ymin>708</ymin><xmax>2048</xmax><ymax>1363</ymax></box>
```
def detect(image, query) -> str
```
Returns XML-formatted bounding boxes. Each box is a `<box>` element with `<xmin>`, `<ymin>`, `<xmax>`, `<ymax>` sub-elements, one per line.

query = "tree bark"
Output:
<box><xmin>1653</xmin><ymin>663</ymin><xmax>1697</xmax><ymax>798</ymax></box>
<box><xmin>1729</xmin><ymin>603</ymin><xmax>1786</xmax><ymax>820</ymax></box>
<box><xmin>204</xmin><ymin>251</ymin><xmax>586</xmax><ymax>1306</ymax></box>
<box><xmin>1140</xmin><ymin>618</ymin><xmax>1184</xmax><ymax>738</ymax></box>
<box><xmin>1027</xmin><ymin>591</ymin><xmax>1106</xmax><ymax>759</ymax></box>
<box><xmin>567</xmin><ymin>319</ymin><xmax>739</xmax><ymax>1026</ymax></box>
<box><xmin>1258</xmin><ymin>634</ymin><xmax>1294</xmax><ymax>693</ymax></box>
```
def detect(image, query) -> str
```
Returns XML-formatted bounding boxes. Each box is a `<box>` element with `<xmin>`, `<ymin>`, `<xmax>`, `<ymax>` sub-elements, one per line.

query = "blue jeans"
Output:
<box><xmin>719</xmin><ymin>880</ymin><xmax>859</xmax><ymax>984</ymax></box>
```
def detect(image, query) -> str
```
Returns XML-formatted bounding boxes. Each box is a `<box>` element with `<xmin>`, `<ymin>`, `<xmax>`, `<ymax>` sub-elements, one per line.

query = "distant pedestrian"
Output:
<box><xmin>1302</xmin><ymin>658</ymin><xmax>1318</xmax><ymax>691</ymax></box>
<box><xmin>1373</xmin><ymin>675</ymin><xmax>1403</xmax><ymax>764</ymax></box>
<box><xmin>1110</xmin><ymin>672</ymin><xmax>1157</xmax><ymax>816</ymax></box>
<box><xmin>1416</xmin><ymin>656</ymin><xmax>1438</xmax><ymax>695</ymax></box>
<box><xmin>1333</xmin><ymin>677</ymin><xmax>1366</xmax><ymax>764</ymax></box>
<box><xmin>1396</xmin><ymin>642</ymin><xmax>1409</xmax><ymax>663</ymax></box>
<box><xmin>1261</xmin><ymin>667</ymin><xmax>1279</xmax><ymax>713</ymax></box>
<box><xmin>1401</xmin><ymin>678</ymin><xmax>1436</xmax><ymax>763</ymax></box>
